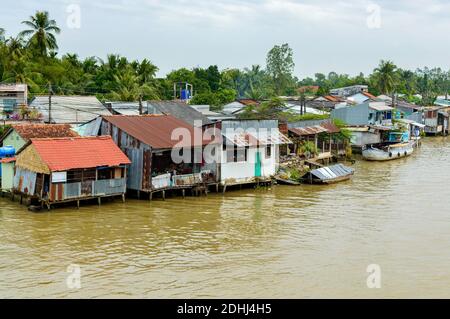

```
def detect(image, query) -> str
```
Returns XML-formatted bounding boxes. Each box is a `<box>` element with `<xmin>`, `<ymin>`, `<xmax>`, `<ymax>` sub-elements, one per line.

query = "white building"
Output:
<box><xmin>0</xmin><ymin>84</ymin><xmax>28</xmax><ymax>118</ymax></box>
<box><xmin>219</xmin><ymin>120</ymin><xmax>291</xmax><ymax>188</ymax></box>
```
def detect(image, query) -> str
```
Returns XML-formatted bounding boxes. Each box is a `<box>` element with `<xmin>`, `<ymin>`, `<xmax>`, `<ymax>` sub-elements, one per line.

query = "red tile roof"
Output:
<box><xmin>30</xmin><ymin>136</ymin><xmax>130</xmax><ymax>172</ymax></box>
<box><xmin>103</xmin><ymin>115</ymin><xmax>218</xmax><ymax>150</ymax></box>
<box><xmin>12</xmin><ymin>124</ymin><xmax>79</xmax><ymax>140</ymax></box>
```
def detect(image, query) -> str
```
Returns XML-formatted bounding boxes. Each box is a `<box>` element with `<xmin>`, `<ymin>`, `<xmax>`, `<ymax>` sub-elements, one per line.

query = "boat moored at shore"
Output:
<box><xmin>362</xmin><ymin>142</ymin><xmax>414</xmax><ymax>161</ymax></box>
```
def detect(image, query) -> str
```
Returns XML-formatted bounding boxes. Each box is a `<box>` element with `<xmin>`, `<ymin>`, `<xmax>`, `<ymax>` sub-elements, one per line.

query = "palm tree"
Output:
<box><xmin>137</xmin><ymin>59</ymin><xmax>158</xmax><ymax>84</ymax></box>
<box><xmin>109</xmin><ymin>68</ymin><xmax>159</xmax><ymax>101</ymax></box>
<box><xmin>19</xmin><ymin>11</ymin><xmax>60</xmax><ymax>56</ymax></box>
<box><xmin>372</xmin><ymin>60</ymin><xmax>399</xmax><ymax>95</ymax></box>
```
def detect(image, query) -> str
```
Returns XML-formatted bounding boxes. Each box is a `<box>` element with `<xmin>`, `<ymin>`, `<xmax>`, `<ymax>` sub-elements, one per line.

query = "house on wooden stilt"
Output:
<box><xmin>12</xmin><ymin>136</ymin><xmax>130</xmax><ymax>209</ymax></box>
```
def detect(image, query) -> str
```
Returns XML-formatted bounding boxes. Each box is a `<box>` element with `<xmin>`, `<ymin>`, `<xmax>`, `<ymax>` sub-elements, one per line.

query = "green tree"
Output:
<box><xmin>239</xmin><ymin>97</ymin><xmax>288</xmax><ymax>120</ymax></box>
<box><xmin>372</xmin><ymin>60</ymin><xmax>399</xmax><ymax>95</ymax></box>
<box><xmin>266</xmin><ymin>43</ymin><xmax>295</xmax><ymax>95</ymax></box>
<box><xmin>19</xmin><ymin>11</ymin><xmax>60</xmax><ymax>56</ymax></box>
<box><xmin>109</xmin><ymin>68</ymin><xmax>159</xmax><ymax>101</ymax></box>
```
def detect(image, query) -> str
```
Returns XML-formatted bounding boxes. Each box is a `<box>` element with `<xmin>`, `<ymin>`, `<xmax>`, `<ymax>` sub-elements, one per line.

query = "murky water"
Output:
<box><xmin>1</xmin><ymin>137</ymin><xmax>450</xmax><ymax>298</ymax></box>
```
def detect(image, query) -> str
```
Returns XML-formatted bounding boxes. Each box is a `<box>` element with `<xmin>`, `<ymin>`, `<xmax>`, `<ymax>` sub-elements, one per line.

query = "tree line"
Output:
<box><xmin>1</xmin><ymin>11</ymin><xmax>449</xmax><ymax>111</ymax></box>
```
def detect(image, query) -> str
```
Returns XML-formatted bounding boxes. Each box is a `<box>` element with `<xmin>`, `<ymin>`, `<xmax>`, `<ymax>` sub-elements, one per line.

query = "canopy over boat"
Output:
<box><xmin>301</xmin><ymin>164</ymin><xmax>354</xmax><ymax>184</ymax></box>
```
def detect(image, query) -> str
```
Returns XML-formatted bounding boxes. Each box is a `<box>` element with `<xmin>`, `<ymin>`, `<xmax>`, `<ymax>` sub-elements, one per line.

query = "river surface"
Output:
<box><xmin>1</xmin><ymin>137</ymin><xmax>450</xmax><ymax>298</ymax></box>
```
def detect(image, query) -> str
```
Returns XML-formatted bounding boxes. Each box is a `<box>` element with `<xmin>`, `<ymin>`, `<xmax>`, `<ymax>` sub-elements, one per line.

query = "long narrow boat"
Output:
<box><xmin>300</xmin><ymin>164</ymin><xmax>354</xmax><ymax>185</ymax></box>
<box><xmin>362</xmin><ymin>142</ymin><xmax>414</xmax><ymax>161</ymax></box>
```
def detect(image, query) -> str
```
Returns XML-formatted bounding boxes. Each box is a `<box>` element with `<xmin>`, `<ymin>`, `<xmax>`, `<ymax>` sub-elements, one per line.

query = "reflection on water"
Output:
<box><xmin>1</xmin><ymin>137</ymin><xmax>450</xmax><ymax>298</ymax></box>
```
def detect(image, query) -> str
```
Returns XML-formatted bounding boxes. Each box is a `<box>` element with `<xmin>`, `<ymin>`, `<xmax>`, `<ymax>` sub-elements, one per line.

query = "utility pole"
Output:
<box><xmin>138</xmin><ymin>94</ymin><xmax>143</xmax><ymax>115</ymax></box>
<box><xmin>48</xmin><ymin>83</ymin><xmax>53</xmax><ymax>124</ymax></box>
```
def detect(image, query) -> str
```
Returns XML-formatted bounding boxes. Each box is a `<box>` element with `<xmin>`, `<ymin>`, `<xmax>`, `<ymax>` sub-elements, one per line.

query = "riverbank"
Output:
<box><xmin>1</xmin><ymin>136</ymin><xmax>449</xmax><ymax>298</ymax></box>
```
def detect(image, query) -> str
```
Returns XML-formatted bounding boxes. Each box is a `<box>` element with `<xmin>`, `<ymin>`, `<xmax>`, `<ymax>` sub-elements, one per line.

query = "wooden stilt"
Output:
<box><xmin>98</xmin><ymin>197</ymin><xmax>101</xmax><ymax>206</ymax></box>
<box><xmin>162</xmin><ymin>190</ymin><xmax>165</xmax><ymax>201</ymax></box>
<box><xmin>182</xmin><ymin>189</ymin><xmax>185</xmax><ymax>199</ymax></box>
<box><xmin>137</xmin><ymin>190</ymin><xmax>141</xmax><ymax>200</ymax></box>
<box><xmin>77</xmin><ymin>200</ymin><xmax>80</xmax><ymax>209</ymax></box>
<box><xmin>122</xmin><ymin>194</ymin><xmax>125</xmax><ymax>203</ymax></box>
<box><xmin>149</xmin><ymin>192</ymin><xmax>153</xmax><ymax>201</ymax></box>
<box><xmin>216</xmin><ymin>183</ymin><xmax>219</xmax><ymax>193</ymax></box>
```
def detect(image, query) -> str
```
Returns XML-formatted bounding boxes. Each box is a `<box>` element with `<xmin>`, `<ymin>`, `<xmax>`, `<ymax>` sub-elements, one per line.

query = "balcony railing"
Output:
<box><xmin>151</xmin><ymin>170</ymin><xmax>215</xmax><ymax>190</ymax></box>
<box><xmin>51</xmin><ymin>178</ymin><xmax>127</xmax><ymax>201</ymax></box>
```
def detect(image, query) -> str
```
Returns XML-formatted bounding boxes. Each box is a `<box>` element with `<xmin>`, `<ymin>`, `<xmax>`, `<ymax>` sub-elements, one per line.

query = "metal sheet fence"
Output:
<box><xmin>55</xmin><ymin>178</ymin><xmax>126</xmax><ymax>201</ymax></box>
<box><xmin>151</xmin><ymin>170</ymin><xmax>215</xmax><ymax>190</ymax></box>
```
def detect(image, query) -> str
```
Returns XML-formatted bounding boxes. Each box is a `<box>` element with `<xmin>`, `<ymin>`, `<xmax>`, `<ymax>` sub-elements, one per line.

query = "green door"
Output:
<box><xmin>255</xmin><ymin>151</ymin><xmax>262</xmax><ymax>177</ymax></box>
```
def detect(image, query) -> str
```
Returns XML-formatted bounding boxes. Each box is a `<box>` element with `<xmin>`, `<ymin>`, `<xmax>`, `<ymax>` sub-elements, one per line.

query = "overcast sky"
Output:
<box><xmin>2</xmin><ymin>0</ymin><xmax>450</xmax><ymax>78</ymax></box>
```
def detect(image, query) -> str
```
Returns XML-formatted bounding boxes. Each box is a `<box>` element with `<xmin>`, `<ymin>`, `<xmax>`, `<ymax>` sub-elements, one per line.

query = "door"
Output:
<box><xmin>255</xmin><ymin>151</ymin><xmax>262</xmax><ymax>177</ymax></box>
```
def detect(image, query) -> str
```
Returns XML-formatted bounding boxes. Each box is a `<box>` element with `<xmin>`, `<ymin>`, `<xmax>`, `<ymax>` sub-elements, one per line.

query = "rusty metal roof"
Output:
<box><xmin>12</xmin><ymin>124</ymin><xmax>79</xmax><ymax>140</ymax></box>
<box><xmin>320</xmin><ymin>121</ymin><xmax>341</xmax><ymax>134</ymax></box>
<box><xmin>27</xmin><ymin>136</ymin><xmax>130</xmax><ymax>172</ymax></box>
<box><xmin>289</xmin><ymin>121</ymin><xmax>341</xmax><ymax>136</ymax></box>
<box><xmin>103</xmin><ymin>115</ymin><xmax>217</xmax><ymax>150</ymax></box>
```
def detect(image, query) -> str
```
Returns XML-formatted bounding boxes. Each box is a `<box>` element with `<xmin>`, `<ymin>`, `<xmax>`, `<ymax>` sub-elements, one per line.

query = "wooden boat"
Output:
<box><xmin>274</xmin><ymin>176</ymin><xmax>301</xmax><ymax>185</ymax></box>
<box><xmin>362</xmin><ymin>142</ymin><xmax>414</xmax><ymax>161</ymax></box>
<box><xmin>300</xmin><ymin>164</ymin><xmax>354</xmax><ymax>185</ymax></box>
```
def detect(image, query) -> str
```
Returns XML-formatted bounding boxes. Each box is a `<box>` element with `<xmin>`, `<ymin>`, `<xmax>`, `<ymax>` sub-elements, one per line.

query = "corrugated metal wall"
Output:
<box><xmin>13</xmin><ymin>167</ymin><xmax>37</xmax><ymax>195</ymax></box>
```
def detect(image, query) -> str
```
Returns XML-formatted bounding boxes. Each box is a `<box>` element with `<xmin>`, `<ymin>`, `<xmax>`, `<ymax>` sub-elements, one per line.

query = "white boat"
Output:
<box><xmin>362</xmin><ymin>142</ymin><xmax>414</xmax><ymax>161</ymax></box>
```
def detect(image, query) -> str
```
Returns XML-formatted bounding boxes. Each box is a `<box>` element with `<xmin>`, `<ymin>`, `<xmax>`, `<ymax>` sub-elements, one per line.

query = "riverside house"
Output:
<box><xmin>218</xmin><ymin>119</ymin><xmax>291</xmax><ymax>191</ymax></box>
<box><xmin>0</xmin><ymin>124</ymin><xmax>79</xmax><ymax>192</ymax></box>
<box><xmin>99</xmin><ymin>115</ymin><xmax>220</xmax><ymax>199</ymax></box>
<box><xmin>287</xmin><ymin>120</ymin><xmax>345</xmax><ymax>162</ymax></box>
<box><xmin>12</xmin><ymin>136</ymin><xmax>130</xmax><ymax>209</ymax></box>
<box><xmin>331</xmin><ymin>101</ymin><xmax>394</xmax><ymax>126</ymax></box>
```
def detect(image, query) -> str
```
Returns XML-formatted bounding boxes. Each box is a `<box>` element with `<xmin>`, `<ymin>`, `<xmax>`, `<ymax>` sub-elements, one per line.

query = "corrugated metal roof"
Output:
<box><xmin>223</xmin><ymin>132</ymin><xmax>260</xmax><ymax>147</ymax></box>
<box><xmin>27</xmin><ymin>136</ymin><xmax>130</xmax><ymax>172</ymax></box>
<box><xmin>103</xmin><ymin>115</ymin><xmax>218</xmax><ymax>150</ymax></box>
<box><xmin>147</xmin><ymin>100</ymin><xmax>213</xmax><ymax>127</ymax></box>
<box><xmin>0</xmin><ymin>84</ymin><xmax>27</xmax><ymax>92</ymax></box>
<box><xmin>369</xmin><ymin>103</ymin><xmax>393</xmax><ymax>112</ymax></box>
<box><xmin>289</xmin><ymin>126</ymin><xmax>328</xmax><ymax>136</ymax></box>
<box><xmin>308</xmin><ymin>164</ymin><xmax>354</xmax><ymax>181</ymax></box>
<box><xmin>12</xmin><ymin>124</ymin><xmax>79</xmax><ymax>140</ymax></box>
<box><xmin>223</xmin><ymin>129</ymin><xmax>291</xmax><ymax>146</ymax></box>
<box><xmin>30</xmin><ymin>95</ymin><xmax>112</xmax><ymax>124</ymax></box>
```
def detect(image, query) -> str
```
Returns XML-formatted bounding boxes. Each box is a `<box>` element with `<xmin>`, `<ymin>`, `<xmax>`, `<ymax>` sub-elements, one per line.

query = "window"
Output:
<box><xmin>235</xmin><ymin>147</ymin><xmax>246</xmax><ymax>162</ymax></box>
<box><xmin>266</xmin><ymin>145</ymin><xmax>272</xmax><ymax>158</ymax></box>
<box><xmin>226</xmin><ymin>146</ymin><xmax>247</xmax><ymax>162</ymax></box>
<box><xmin>67</xmin><ymin>170</ymin><xmax>82</xmax><ymax>183</ymax></box>
<box><xmin>226</xmin><ymin>149</ymin><xmax>235</xmax><ymax>162</ymax></box>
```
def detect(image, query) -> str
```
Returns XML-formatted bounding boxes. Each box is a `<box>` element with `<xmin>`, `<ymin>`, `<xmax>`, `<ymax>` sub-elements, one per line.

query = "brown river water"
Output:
<box><xmin>1</xmin><ymin>137</ymin><xmax>450</xmax><ymax>298</ymax></box>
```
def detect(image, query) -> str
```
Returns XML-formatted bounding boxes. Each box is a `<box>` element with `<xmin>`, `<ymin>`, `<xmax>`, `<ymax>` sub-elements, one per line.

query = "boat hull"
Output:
<box><xmin>362</xmin><ymin>143</ymin><xmax>414</xmax><ymax>161</ymax></box>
